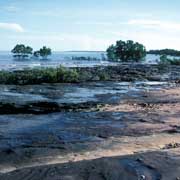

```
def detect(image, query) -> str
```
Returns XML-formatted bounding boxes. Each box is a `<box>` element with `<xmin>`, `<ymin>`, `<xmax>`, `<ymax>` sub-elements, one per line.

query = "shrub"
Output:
<box><xmin>0</xmin><ymin>66</ymin><xmax>79</xmax><ymax>84</ymax></box>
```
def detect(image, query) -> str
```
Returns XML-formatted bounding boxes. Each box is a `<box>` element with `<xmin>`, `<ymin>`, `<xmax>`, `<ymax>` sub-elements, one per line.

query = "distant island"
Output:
<box><xmin>65</xmin><ymin>51</ymin><xmax>106</xmax><ymax>53</ymax></box>
<box><xmin>147</xmin><ymin>49</ymin><xmax>180</xmax><ymax>56</ymax></box>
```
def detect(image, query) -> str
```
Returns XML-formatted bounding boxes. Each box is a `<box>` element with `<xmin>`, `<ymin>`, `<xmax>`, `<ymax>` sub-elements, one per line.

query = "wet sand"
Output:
<box><xmin>0</xmin><ymin>84</ymin><xmax>180</xmax><ymax>179</ymax></box>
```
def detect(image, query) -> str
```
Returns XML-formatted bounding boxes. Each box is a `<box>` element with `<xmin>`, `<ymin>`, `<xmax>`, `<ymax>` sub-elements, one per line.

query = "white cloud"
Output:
<box><xmin>7</xmin><ymin>33</ymin><xmax>113</xmax><ymax>51</ymax></box>
<box><xmin>0</xmin><ymin>23</ymin><xmax>24</xmax><ymax>32</ymax></box>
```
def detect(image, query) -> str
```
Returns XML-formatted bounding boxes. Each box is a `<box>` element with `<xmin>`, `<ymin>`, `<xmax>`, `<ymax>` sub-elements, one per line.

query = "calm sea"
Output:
<box><xmin>0</xmin><ymin>51</ymin><xmax>160</xmax><ymax>70</ymax></box>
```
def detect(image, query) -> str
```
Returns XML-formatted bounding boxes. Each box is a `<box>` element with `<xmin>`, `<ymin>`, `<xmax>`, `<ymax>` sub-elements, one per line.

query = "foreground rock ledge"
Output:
<box><xmin>0</xmin><ymin>148</ymin><xmax>180</xmax><ymax>180</ymax></box>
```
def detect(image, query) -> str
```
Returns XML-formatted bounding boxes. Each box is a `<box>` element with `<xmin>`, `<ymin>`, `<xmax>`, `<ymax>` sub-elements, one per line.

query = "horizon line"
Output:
<box><xmin>0</xmin><ymin>50</ymin><xmax>106</xmax><ymax>52</ymax></box>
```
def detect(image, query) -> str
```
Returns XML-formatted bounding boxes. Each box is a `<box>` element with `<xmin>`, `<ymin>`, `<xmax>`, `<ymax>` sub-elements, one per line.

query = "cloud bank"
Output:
<box><xmin>0</xmin><ymin>23</ymin><xmax>24</xmax><ymax>32</ymax></box>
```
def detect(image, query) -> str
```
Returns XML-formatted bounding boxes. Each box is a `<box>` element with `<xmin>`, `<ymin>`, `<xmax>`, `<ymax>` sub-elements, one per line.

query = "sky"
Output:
<box><xmin>0</xmin><ymin>0</ymin><xmax>180</xmax><ymax>51</ymax></box>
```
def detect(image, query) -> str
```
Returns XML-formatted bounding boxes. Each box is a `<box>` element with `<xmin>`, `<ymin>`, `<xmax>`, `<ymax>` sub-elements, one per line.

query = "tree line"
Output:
<box><xmin>147</xmin><ymin>49</ymin><xmax>180</xmax><ymax>56</ymax></box>
<box><xmin>11</xmin><ymin>44</ymin><xmax>52</xmax><ymax>60</ymax></box>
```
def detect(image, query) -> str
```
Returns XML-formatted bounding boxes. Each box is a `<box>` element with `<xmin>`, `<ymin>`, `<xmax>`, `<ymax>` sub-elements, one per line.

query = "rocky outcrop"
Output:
<box><xmin>76</xmin><ymin>64</ymin><xmax>180</xmax><ymax>82</ymax></box>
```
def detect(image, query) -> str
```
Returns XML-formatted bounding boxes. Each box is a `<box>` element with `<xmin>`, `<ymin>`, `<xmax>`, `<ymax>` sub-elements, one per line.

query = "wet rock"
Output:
<box><xmin>140</xmin><ymin>175</ymin><xmax>146</xmax><ymax>180</ymax></box>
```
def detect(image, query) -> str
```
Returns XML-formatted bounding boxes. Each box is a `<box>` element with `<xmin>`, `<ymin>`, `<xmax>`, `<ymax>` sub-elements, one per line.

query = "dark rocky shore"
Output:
<box><xmin>0</xmin><ymin>64</ymin><xmax>180</xmax><ymax>180</ymax></box>
<box><xmin>76</xmin><ymin>64</ymin><xmax>180</xmax><ymax>82</ymax></box>
<box><xmin>1</xmin><ymin>150</ymin><xmax>180</xmax><ymax>180</ymax></box>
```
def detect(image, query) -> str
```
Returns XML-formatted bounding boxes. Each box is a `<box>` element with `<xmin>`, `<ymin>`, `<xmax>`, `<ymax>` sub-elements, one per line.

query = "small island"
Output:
<box><xmin>11</xmin><ymin>44</ymin><xmax>52</xmax><ymax>60</ymax></box>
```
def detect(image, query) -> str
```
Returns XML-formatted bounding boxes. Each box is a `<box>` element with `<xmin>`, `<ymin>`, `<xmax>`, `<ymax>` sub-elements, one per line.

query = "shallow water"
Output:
<box><xmin>0</xmin><ymin>51</ymin><xmax>113</xmax><ymax>70</ymax></box>
<box><xmin>0</xmin><ymin>81</ymin><xmax>176</xmax><ymax>149</ymax></box>
<box><xmin>0</xmin><ymin>81</ymin><xmax>172</xmax><ymax>104</ymax></box>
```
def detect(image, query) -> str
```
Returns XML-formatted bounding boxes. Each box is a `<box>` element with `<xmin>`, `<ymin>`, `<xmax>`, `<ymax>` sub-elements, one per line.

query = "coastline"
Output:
<box><xmin>0</xmin><ymin>64</ymin><xmax>180</xmax><ymax>85</ymax></box>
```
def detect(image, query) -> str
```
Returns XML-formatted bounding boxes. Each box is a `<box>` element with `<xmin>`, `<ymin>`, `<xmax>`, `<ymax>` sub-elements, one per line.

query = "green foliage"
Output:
<box><xmin>157</xmin><ymin>55</ymin><xmax>170</xmax><ymax>72</ymax></box>
<box><xmin>56</xmin><ymin>66</ymin><xmax>79</xmax><ymax>82</ymax></box>
<box><xmin>77</xmin><ymin>71</ymin><xmax>92</xmax><ymax>81</ymax></box>
<box><xmin>106</xmin><ymin>40</ymin><xmax>146</xmax><ymax>62</ymax></box>
<box><xmin>11</xmin><ymin>44</ymin><xmax>33</xmax><ymax>59</ymax></box>
<box><xmin>33</xmin><ymin>51</ymin><xmax>40</xmax><ymax>58</ymax></box>
<box><xmin>39</xmin><ymin>46</ymin><xmax>52</xmax><ymax>59</ymax></box>
<box><xmin>159</xmin><ymin>55</ymin><xmax>180</xmax><ymax>65</ymax></box>
<box><xmin>98</xmin><ymin>71</ymin><xmax>110</xmax><ymax>81</ymax></box>
<box><xmin>106</xmin><ymin>45</ymin><xmax>117</xmax><ymax>61</ymax></box>
<box><xmin>170</xmin><ymin>59</ymin><xmax>180</xmax><ymax>65</ymax></box>
<box><xmin>12</xmin><ymin>44</ymin><xmax>52</xmax><ymax>60</ymax></box>
<box><xmin>0</xmin><ymin>66</ymin><xmax>111</xmax><ymax>85</ymax></box>
<box><xmin>0</xmin><ymin>66</ymin><xmax>79</xmax><ymax>85</ymax></box>
<box><xmin>159</xmin><ymin>55</ymin><xmax>170</xmax><ymax>65</ymax></box>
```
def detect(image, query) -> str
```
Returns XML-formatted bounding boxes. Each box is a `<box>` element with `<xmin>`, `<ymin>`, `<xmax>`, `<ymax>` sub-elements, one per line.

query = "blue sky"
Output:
<box><xmin>0</xmin><ymin>0</ymin><xmax>180</xmax><ymax>51</ymax></box>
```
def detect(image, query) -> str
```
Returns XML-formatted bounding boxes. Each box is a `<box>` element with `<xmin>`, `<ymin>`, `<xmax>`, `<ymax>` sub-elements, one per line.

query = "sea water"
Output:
<box><xmin>0</xmin><ymin>51</ymin><xmax>160</xmax><ymax>70</ymax></box>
